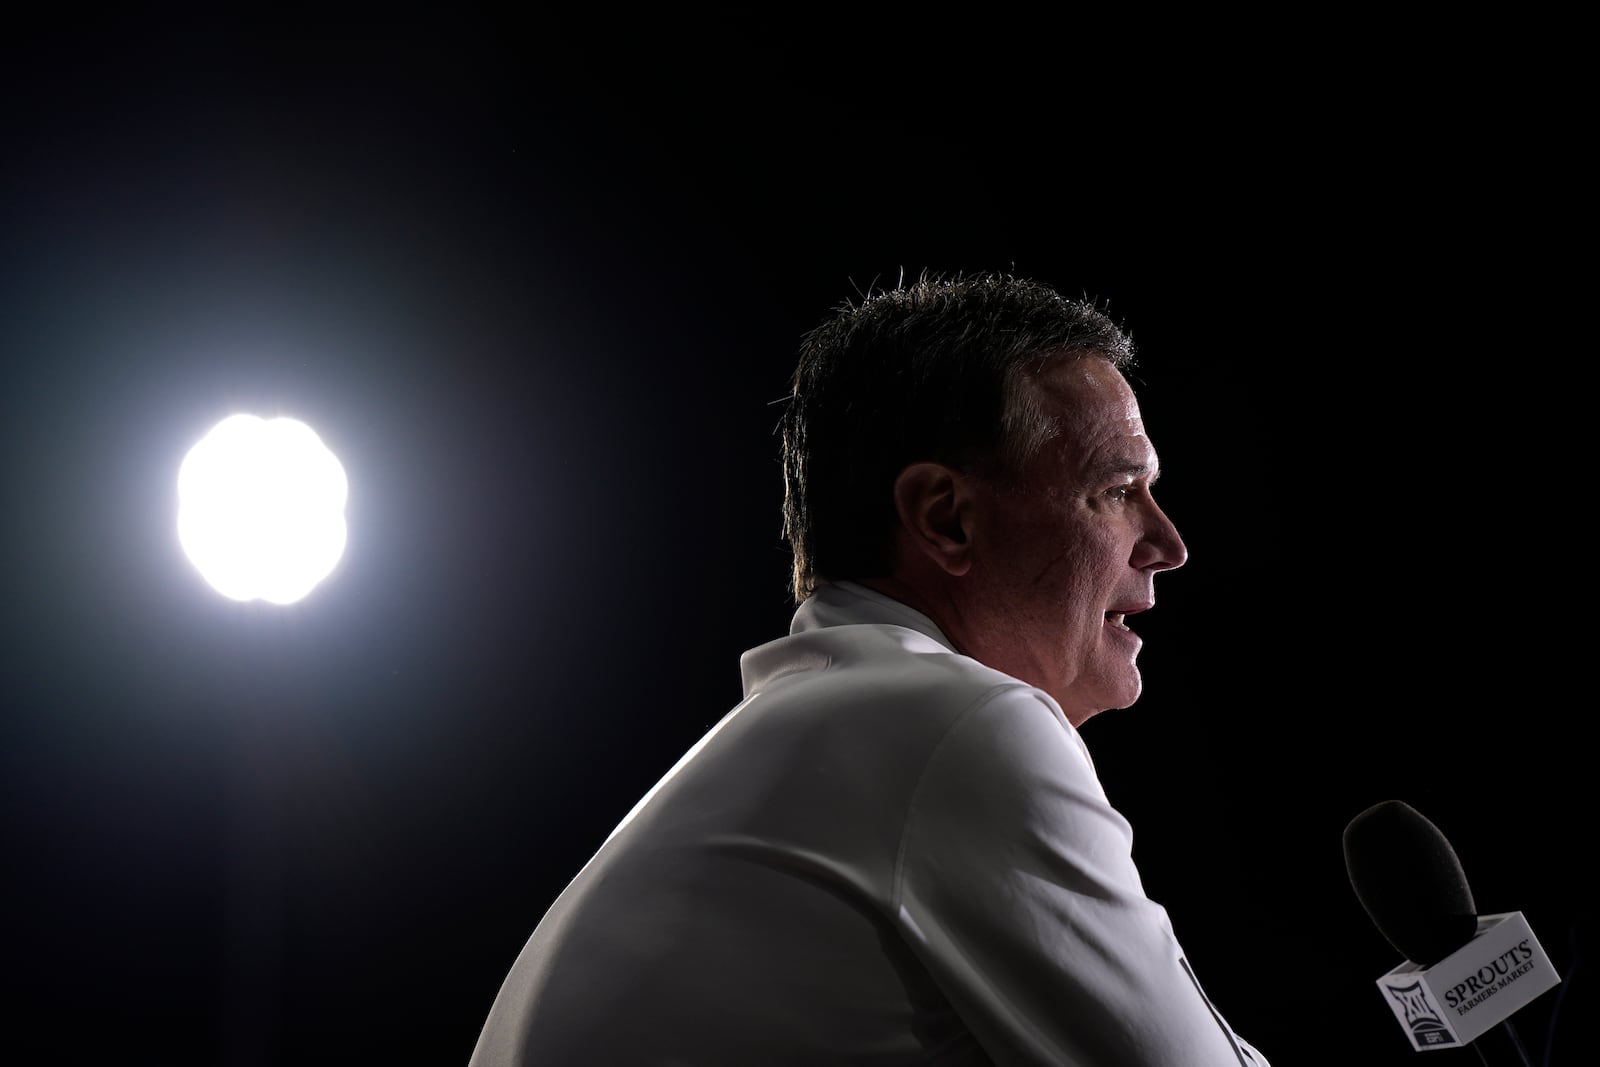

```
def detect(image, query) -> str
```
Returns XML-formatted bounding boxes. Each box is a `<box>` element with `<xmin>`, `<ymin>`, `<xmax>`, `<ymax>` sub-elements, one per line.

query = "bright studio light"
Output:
<box><xmin>178</xmin><ymin>414</ymin><xmax>348</xmax><ymax>604</ymax></box>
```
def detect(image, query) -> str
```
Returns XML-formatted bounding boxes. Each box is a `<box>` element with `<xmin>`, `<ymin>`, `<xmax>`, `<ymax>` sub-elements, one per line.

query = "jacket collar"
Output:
<box><xmin>739</xmin><ymin>580</ymin><xmax>958</xmax><ymax>697</ymax></box>
<box><xmin>789</xmin><ymin>580</ymin><xmax>958</xmax><ymax>652</ymax></box>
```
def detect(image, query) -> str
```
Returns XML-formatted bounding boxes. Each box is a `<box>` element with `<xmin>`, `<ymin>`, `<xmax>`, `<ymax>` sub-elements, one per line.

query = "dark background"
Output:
<box><xmin>3</xmin><ymin>13</ymin><xmax>1588</xmax><ymax>1066</ymax></box>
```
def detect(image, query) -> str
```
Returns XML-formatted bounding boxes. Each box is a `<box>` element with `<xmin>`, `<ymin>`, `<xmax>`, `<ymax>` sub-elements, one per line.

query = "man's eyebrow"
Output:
<box><xmin>1094</xmin><ymin>460</ymin><xmax>1161</xmax><ymax>482</ymax></box>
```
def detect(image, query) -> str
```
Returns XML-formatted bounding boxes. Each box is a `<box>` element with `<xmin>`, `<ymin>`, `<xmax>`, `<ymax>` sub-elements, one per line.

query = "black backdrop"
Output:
<box><xmin>3</xmin><ymin>13</ymin><xmax>1589</xmax><ymax>1066</ymax></box>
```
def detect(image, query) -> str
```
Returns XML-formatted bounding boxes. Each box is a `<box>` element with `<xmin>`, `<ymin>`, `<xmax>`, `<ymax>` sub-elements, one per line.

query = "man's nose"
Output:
<box><xmin>1137</xmin><ymin>500</ymin><xmax>1187</xmax><ymax>572</ymax></box>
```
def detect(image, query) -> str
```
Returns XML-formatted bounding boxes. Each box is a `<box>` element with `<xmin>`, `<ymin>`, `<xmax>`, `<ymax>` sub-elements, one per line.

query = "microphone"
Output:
<box><xmin>1343</xmin><ymin>800</ymin><xmax>1560</xmax><ymax>1064</ymax></box>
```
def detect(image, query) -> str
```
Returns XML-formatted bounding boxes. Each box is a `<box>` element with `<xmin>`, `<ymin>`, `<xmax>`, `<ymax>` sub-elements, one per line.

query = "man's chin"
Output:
<box><xmin>1045</xmin><ymin>664</ymin><xmax>1142</xmax><ymax>726</ymax></box>
<box><xmin>1085</xmin><ymin>676</ymin><xmax>1144</xmax><ymax>718</ymax></box>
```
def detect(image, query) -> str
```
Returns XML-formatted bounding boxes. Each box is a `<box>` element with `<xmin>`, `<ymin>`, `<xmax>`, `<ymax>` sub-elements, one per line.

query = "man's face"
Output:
<box><xmin>964</xmin><ymin>356</ymin><xmax>1187</xmax><ymax>726</ymax></box>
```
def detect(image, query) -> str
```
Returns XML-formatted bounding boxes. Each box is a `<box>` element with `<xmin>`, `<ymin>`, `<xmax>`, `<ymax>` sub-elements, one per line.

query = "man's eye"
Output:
<box><xmin>1105</xmin><ymin>485</ymin><xmax>1132</xmax><ymax>502</ymax></box>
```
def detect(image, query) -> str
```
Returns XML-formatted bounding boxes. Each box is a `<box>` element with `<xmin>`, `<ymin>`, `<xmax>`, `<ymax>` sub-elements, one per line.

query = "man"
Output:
<box><xmin>470</xmin><ymin>273</ymin><xmax>1271</xmax><ymax>1065</ymax></box>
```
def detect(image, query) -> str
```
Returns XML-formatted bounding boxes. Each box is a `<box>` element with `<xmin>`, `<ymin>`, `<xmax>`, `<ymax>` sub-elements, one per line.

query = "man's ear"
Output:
<box><xmin>890</xmin><ymin>462</ymin><xmax>974</xmax><ymax>577</ymax></box>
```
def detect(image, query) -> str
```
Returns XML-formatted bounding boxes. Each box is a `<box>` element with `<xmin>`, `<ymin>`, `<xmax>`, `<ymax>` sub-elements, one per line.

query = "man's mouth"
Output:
<box><xmin>1106</xmin><ymin>602</ymin><xmax>1152</xmax><ymax>631</ymax></box>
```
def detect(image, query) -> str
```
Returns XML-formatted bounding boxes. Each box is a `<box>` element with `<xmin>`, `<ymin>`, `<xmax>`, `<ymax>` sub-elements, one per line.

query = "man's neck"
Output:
<box><xmin>854</xmin><ymin>576</ymin><xmax>968</xmax><ymax>657</ymax></box>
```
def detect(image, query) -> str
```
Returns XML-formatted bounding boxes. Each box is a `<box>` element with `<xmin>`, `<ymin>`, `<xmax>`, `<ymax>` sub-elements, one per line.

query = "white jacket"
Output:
<box><xmin>470</xmin><ymin>580</ymin><xmax>1270</xmax><ymax>1066</ymax></box>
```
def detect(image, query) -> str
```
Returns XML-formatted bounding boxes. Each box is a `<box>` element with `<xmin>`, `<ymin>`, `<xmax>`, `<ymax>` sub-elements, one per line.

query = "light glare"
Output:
<box><xmin>178</xmin><ymin>414</ymin><xmax>348</xmax><ymax>604</ymax></box>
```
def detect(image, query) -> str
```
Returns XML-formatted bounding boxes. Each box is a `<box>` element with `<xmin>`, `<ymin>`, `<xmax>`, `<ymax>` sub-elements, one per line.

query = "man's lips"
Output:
<box><xmin>1104</xmin><ymin>602</ymin><xmax>1153</xmax><ymax>631</ymax></box>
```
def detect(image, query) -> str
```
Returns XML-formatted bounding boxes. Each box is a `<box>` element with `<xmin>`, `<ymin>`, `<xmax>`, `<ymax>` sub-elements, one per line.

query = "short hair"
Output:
<box><xmin>779</xmin><ymin>271</ymin><xmax>1135</xmax><ymax>602</ymax></box>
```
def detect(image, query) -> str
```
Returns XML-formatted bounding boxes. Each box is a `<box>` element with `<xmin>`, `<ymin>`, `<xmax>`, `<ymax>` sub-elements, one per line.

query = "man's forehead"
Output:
<box><xmin>1028</xmin><ymin>356</ymin><xmax>1160</xmax><ymax>476</ymax></box>
<box><xmin>1035</xmin><ymin>355</ymin><xmax>1145</xmax><ymax>428</ymax></box>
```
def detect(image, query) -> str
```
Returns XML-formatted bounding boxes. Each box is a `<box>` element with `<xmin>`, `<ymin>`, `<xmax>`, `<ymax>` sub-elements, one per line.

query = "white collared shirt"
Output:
<box><xmin>470</xmin><ymin>580</ymin><xmax>1270</xmax><ymax>1066</ymax></box>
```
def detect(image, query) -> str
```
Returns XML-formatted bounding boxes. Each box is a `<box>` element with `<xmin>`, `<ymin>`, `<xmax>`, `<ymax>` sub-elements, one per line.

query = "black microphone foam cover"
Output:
<box><xmin>1343</xmin><ymin>799</ymin><xmax>1479</xmax><ymax>968</ymax></box>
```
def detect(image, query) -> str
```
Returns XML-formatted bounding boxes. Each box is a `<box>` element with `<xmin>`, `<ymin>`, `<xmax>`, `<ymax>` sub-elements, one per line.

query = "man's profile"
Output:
<box><xmin>469</xmin><ymin>273</ymin><xmax>1271</xmax><ymax>1065</ymax></box>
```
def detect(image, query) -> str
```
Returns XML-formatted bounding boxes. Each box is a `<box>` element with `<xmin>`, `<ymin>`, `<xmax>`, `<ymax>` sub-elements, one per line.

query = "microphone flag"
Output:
<box><xmin>1374</xmin><ymin>911</ymin><xmax>1559</xmax><ymax>1051</ymax></box>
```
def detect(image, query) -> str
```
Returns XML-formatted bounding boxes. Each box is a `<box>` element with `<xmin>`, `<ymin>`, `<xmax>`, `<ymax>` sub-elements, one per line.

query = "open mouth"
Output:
<box><xmin>1105</xmin><ymin>611</ymin><xmax>1129</xmax><ymax>631</ymax></box>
